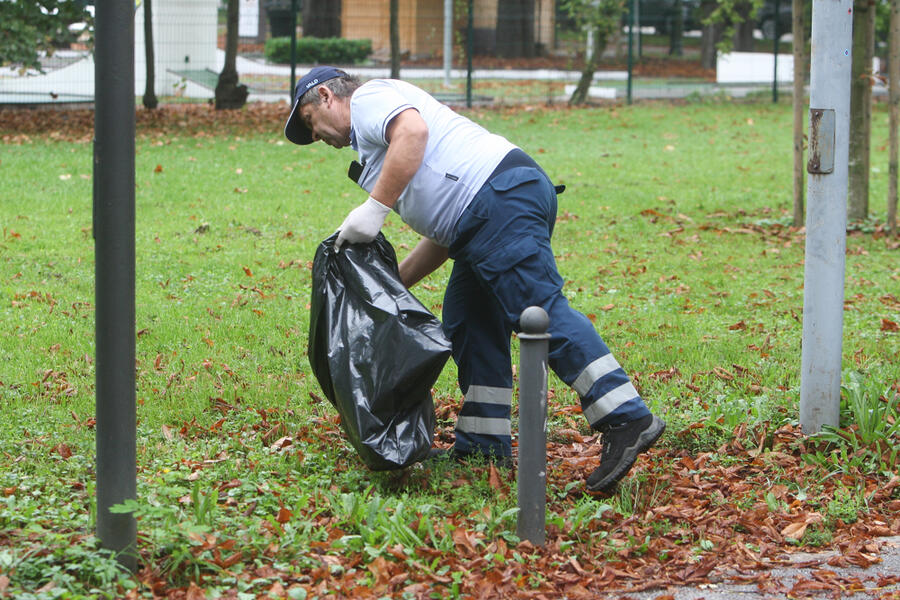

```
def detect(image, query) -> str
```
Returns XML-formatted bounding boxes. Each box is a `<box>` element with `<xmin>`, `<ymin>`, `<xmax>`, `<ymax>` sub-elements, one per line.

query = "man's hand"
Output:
<box><xmin>334</xmin><ymin>196</ymin><xmax>391</xmax><ymax>251</ymax></box>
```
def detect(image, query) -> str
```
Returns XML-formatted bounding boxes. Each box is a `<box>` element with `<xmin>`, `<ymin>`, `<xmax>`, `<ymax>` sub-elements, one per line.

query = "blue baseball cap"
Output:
<box><xmin>283</xmin><ymin>66</ymin><xmax>346</xmax><ymax>145</ymax></box>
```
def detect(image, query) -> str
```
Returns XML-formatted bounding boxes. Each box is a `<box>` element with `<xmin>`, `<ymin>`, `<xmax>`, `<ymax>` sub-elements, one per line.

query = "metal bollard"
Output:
<box><xmin>516</xmin><ymin>306</ymin><xmax>550</xmax><ymax>545</ymax></box>
<box><xmin>95</xmin><ymin>0</ymin><xmax>137</xmax><ymax>571</ymax></box>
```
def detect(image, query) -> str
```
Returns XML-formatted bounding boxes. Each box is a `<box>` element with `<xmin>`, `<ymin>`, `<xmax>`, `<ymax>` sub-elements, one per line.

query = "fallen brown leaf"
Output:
<box><xmin>185</xmin><ymin>582</ymin><xmax>206</xmax><ymax>600</ymax></box>
<box><xmin>276</xmin><ymin>506</ymin><xmax>292</xmax><ymax>524</ymax></box>
<box><xmin>880</xmin><ymin>318</ymin><xmax>899</xmax><ymax>332</ymax></box>
<box><xmin>54</xmin><ymin>443</ymin><xmax>73</xmax><ymax>459</ymax></box>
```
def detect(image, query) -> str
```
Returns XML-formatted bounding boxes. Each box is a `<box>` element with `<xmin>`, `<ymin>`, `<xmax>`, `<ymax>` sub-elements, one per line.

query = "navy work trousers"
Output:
<box><xmin>443</xmin><ymin>164</ymin><xmax>649</xmax><ymax>458</ymax></box>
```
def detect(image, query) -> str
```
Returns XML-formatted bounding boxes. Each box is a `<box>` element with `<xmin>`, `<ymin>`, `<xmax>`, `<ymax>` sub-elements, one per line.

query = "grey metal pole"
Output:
<box><xmin>799</xmin><ymin>0</ymin><xmax>853</xmax><ymax>434</ymax></box>
<box><xmin>290</xmin><ymin>0</ymin><xmax>298</xmax><ymax>100</ymax></box>
<box><xmin>466</xmin><ymin>0</ymin><xmax>473</xmax><ymax>108</ymax></box>
<box><xmin>627</xmin><ymin>0</ymin><xmax>635</xmax><ymax>105</ymax></box>
<box><xmin>772</xmin><ymin>0</ymin><xmax>780</xmax><ymax>103</ymax></box>
<box><xmin>94</xmin><ymin>0</ymin><xmax>137</xmax><ymax>570</ymax></box>
<box><xmin>636</xmin><ymin>0</ymin><xmax>642</xmax><ymax>58</ymax></box>
<box><xmin>443</xmin><ymin>0</ymin><xmax>452</xmax><ymax>87</ymax></box>
<box><xmin>517</xmin><ymin>307</ymin><xmax>550</xmax><ymax>546</ymax></box>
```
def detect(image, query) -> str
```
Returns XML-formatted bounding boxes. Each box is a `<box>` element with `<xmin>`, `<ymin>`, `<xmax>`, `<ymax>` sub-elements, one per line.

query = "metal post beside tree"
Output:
<box><xmin>799</xmin><ymin>0</ymin><xmax>853</xmax><ymax>434</ymax></box>
<box><xmin>636</xmin><ymin>0</ymin><xmax>641</xmax><ymax>57</ymax></box>
<box><xmin>290</xmin><ymin>0</ymin><xmax>298</xmax><ymax>99</ymax></box>
<box><xmin>390</xmin><ymin>0</ymin><xmax>400</xmax><ymax>79</ymax></box>
<box><xmin>627</xmin><ymin>0</ymin><xmax>636</xmax><ymax>104</ymax></box>
<box><xmin>444</xmin><ymin>0</ymin><xmax>453</xmax><ymax>87</ymax></box>
<box><xmin>94</xmin><ymin>0</ymin><xmax>137</xmax><ymax>570</ymax></box>
<box><xmin>517</xmin><ymin>307</ymin><xmax>550</xmax><ymax>546</ymax></box>
<box><xmin>772</xmin><ymin>0</ymin><xmax>780</xmax><ymax>103</ymax></box>
<box><xmin>466</xmin><ymin>0</ymin><xmax>474</xmax><ymax>108</ymax></box>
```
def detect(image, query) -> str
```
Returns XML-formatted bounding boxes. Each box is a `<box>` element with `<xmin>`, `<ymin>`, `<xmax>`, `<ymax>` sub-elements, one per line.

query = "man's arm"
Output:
<box><xmin>370</xmin><ymin>108</ymin><xmax>428</xmax><ymax>208</ymax></box>
<box><xmin>399</xmin><ymin>237</ymin><xmax>449</xmax><ymax>288</ymax></box>
<box><xmin>334</xmin><ymin>107</ymin><xmax>428</xmax><ymax>249</ymax></box>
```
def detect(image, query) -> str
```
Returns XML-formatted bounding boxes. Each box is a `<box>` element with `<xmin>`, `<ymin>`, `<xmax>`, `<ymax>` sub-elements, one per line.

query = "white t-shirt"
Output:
<box><xmin>349</xmin><ymin>79</ymin><xmax>516</xmax><ymax>247</ymax></box>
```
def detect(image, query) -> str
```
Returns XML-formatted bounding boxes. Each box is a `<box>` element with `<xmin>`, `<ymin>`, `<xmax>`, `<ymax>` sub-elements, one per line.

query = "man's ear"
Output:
<box><xmin>318</xmin><ymin>85</ymin><xmax>332</xmax><ymax>105</ymax></box>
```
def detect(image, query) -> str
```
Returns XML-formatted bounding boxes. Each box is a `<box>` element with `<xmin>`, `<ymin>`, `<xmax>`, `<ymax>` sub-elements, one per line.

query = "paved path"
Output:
<box><xmin>3</xmin><ymin>49</ymin><xmax>850</xmax><ymax>106</ymax></box>
<box><xmin>234</xmin><ymin>54</ymin><xmax>887</xmax><ymax>104</ymax></box>
<box><xmin>598</xmin><ymin>536</ymin><xmax>900</xmax><ymax>599</ymax></box>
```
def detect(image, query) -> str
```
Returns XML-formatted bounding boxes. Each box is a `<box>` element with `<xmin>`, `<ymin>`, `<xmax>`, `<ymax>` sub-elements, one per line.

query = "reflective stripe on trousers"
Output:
<box><xmin>454</xmin><ymin>385</ymin><xmax>513</xmax><ymax>457</ymax></box>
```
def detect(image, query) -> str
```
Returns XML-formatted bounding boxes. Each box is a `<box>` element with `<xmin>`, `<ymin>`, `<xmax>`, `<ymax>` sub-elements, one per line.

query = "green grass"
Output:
<box><xmin>1</xmin><ymin>101</ymin><xmax>898</xmax><ymax>598</ymax></box>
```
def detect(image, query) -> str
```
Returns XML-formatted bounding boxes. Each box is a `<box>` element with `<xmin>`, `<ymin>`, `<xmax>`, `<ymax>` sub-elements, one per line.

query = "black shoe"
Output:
<box><xmin>586</xmin><ymin>414</ymin><xmax>665</xmax><ymax>494</ymax></box>
<box><xmin>425</xmin><ymin>447</ymin><xmax>513</xmax><ymax>469</ymax></box>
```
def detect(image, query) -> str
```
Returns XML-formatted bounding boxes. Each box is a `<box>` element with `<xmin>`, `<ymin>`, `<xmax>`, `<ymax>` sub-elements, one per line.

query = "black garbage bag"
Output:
<box><xmin>308</xmin><ymin>233</ymin><xmax>452</xmax><ymax>470</ymax></box>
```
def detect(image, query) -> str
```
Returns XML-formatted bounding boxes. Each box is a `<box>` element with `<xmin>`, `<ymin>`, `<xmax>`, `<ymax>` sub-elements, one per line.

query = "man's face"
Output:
<box><xmin>300</xmin><ymin>88</ymin><xmax>351</xmax><ymax>149</ymax></box>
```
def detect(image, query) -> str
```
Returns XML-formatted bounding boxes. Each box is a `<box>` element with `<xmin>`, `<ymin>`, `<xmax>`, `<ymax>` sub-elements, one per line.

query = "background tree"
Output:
<box><xmin>496</xmin><ymin>0</ymin><xmax>537</xmax><ymax>57</ymax></box>
<box><xmin>302</xmin><ymin>0</ymin><xmax>342</xmax><ymax>38</ymax></box>
<box><xmin>731</xmin><ymin>1</ymin><xmax>756</xmax><ymax>50</ymax></box>
<box><xmin>699</xmin><ymin>0</ymin><xmax>765</xmax><ymax>68</ymax></box>
<box><xmin>670</xmin><ymin>0</ymin><xmax>685</xmax><ymax>56</ymax></box>
<box><xmin>889</xmin><ymin>0</ymin><xmax>899</xmax><ymax>235</ymax></box>
<box><xmin>0</xmin><ymin>0</ymin><xmax>92</xmax><ymax>72</ymax></box>
<box><xmin>848</xmin><ymin>0</ymin><xmax>877</xmax><ymax>221</ymax></box>
<box><xmin>215</xmin><ymin>0</ymin><xmax>248</xmax><ymax>110</ymax></box>
<box><xmin>562</xmin><ymin>0</ymin><xmax>626</xmax><ymax>105</ymax></box>
<box><xmin>143</xmin><ymin>0</ymin><xmax>158</xmax><ymax>110</ymax></box>
<box><xmin>699</xmin><ymin>0</ymin><xmax>724</xmax><ymax>69</ymax></box>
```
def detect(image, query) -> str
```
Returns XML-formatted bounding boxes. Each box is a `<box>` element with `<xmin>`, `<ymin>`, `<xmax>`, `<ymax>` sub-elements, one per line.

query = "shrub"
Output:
<box><xmin>265</xmin><ymin>37</ymin><xmax>372</xmax><ymax>65</ymax></box>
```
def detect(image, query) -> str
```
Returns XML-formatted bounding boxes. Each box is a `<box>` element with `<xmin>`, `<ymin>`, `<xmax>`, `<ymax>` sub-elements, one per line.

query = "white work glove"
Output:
<box><xmin>334</xmin><ymin>196</ymin><xmax>391</xmax><ymax>251</ymax></box>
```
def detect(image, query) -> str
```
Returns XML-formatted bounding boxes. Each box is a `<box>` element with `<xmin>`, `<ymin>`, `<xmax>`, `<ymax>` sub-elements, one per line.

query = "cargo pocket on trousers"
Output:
<box><xmin>487</xmin><ymin>168</ymin><xmax>543</xmax><ymax>193</ymax></box>
<box><xmin>472</xmin><ymin>235</ymin><xmax>564</xmax><ymax>324</ymax></box>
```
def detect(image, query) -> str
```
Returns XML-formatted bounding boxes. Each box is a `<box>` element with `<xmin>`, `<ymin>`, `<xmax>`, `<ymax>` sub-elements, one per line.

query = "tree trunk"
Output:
<box><xmin>496</xmin><ymin>0</ymin><xmax>536</xmax><ymax>58</ymax></box>
<box><xmin>390</xmin><ymin>0</ymin><xmax>400</xmax><ymax>78</ymax></box>
<box><xmin>669</xmin><ymin>0</ymin><xmax>684</xmax><ymax>56</ymax></box>
<box><xmin>216</xmin><ymin>0</ymin><xmax>248</xmax><ymax>110</ymax></box>
<box><xmin>699</xmin><ymin>0</ymin><xmax>722</xmax><ymax>70</ymax></box>
<box><xmin>732</xmin><ymin>20</ymin><xmax>755</xmax><ymax>51</ymax></box>
<box><xmin>791</xmin><ymin>0</ymin><xmax>805</xmax><ymax>226</ymax></box>
<box><xmin>569</xmin><ymin>23</ymin><xmax>607</xmax><ymax>105</ymax></box>
<box><xmin>700</xmin><ymin>23</ymin><xmax>723</xmax><ymax>69</ymax></box>
<box><xmin>143</xmin><ymin>0</ymin><xmax>158</xmax><ymax>109</ymax></box>
<box><xmin>847</xmin><ymin>0</ymin><xmax>875</xmax><ymax>221</ymax></box>
<box><xmin>732</xmin><ymin>3</ymin><xmax>755</xmax><ymax>52</ymax></box>
<box><xmin>612</xmin><ymin>24</ymin><xmax>624</xmax><ymax>60</ymax></box>
<box><xmin>302</xmin><ymin>0</ymin><xmax>341</xmax><ymax>38</ymax></box>
<box><xmin>889</xmin><ymin>0</ymin><xmax>899</xmax><ymax>235</ymax></box>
